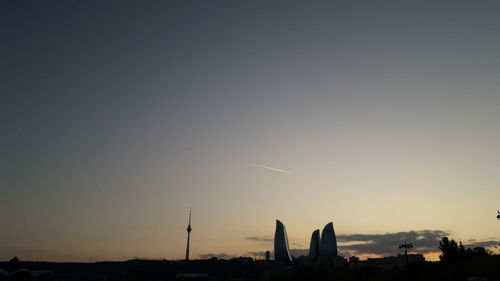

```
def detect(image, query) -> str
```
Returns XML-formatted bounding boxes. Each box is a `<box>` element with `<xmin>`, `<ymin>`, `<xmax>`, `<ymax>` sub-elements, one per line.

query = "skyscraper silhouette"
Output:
<box><xmin>185</xmin><ymin>208</ymin><xmax>192</xmax><ymax>261</ymax></box>
<box><xmin>309</xmin><ymin>229</ymin><xmax>320</xmax><ymax>262</ymax></box>
<box><xmin>319</xmin><ymin>222</ymin><xmax>338</xmax><ymax>261</ymax></box>
<box><xmin>274</xmin><ymin>219</ymin><xmax>292</xmax><ymax>263</ymax></box>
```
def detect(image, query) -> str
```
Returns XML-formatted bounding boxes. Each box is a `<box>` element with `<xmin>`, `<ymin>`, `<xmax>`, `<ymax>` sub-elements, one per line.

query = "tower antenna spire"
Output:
<box><xmin>185</xmin><ymin>207</ymin><xmax>192</xmax><ymax>261</ymax></box>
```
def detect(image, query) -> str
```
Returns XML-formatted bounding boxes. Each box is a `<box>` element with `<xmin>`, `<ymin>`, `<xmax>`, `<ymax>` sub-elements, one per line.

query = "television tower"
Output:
<box><xmin>185</xmin><ymin>208</ymin><xmax>192</xmax><ymax>260</ymax></box>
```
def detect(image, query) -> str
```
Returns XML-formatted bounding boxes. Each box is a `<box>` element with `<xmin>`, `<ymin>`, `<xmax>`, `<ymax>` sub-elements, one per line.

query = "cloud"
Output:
<box><xmin>464</xmin><ymin>240</ymin><xmax>500</xmax><ymax>249</ymax></box>
<box><xmin>337</xmin><ymin>230</ymin><xmax>449</xmax><ymax>256</ymax></box>
<box><xmin>252</xmin><ymin>164</ymin><xmax>291</xmax><ymax>174</ymax></box>
<box><xmin>198</xmin><ymin>253</ymin><xmax>234</xmax><ymax>260</ymax></box>
<box><xmin>246</xmin><ymin>230</ymin><xmax>451</xmax><ymax>258</ymax></box>
<box><xmin>244</xmin><ymin>230</ymin><xmax>500</xmax><ymax>258</ymax></box>
<box><xmin>246</xmin><ymin>235</ymin><xmax>302</xmax><ymax>249</ymax></box>
<box><xmin>245</xmin><ymin>236</ymin><xmax>274</xmax><ymax>243</ymax></box>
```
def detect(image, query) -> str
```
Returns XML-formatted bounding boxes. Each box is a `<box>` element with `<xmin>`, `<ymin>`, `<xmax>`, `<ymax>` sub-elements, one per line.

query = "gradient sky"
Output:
<box><xmin>2</xmin><ymin>0</ymin><xmax>500</xmax><ymax>262</ymax></box>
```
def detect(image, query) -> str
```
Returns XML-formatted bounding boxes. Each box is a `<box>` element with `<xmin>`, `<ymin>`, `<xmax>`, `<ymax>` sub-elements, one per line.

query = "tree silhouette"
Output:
<box><xmin>439</xmin><ymin>237</ymin><xmax>459</xmax><ymax>263</ymax></box>
<box><xmin>398</xmin><ymin>242</ymin><xmax>414</xmax><ymax>265</ymax></box>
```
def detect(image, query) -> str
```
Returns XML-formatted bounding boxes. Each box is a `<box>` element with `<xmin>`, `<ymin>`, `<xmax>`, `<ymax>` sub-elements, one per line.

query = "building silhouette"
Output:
<box><xmin>319</xmin><ymin>222</ymin><xmax>338</xmax><ymax>260</ymax></box>
<box><xmin>273</xmin><ymin>219</ymin><xmax>292</xmax><ymax>262</ymax></box>
<box><xmin>309</xmin><ymin>229</ymin><xmax>320</xmax><ymax>262</ymax></box>
<box><xmin>272</xmin><ymin>220</ymin><xmax>338</xmax><ymax>264</ymax></box>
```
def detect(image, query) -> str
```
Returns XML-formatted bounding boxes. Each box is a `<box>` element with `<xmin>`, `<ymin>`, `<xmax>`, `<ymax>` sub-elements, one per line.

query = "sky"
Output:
<box><xmin>2</xmin><ymin>0</ymin><xmax>500</xmax><ymax>262</ymax></box>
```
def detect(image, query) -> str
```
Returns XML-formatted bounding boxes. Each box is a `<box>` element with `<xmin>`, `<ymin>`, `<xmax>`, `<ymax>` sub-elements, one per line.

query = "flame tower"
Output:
<box><xmin>185</xmin><ymin>208</ymin><xmax>192</xmax><ymax>260</ymax></box>
<box><xmin>309</xmin><ymin>229</ymin><xmax>320</xmax><ymax>262</ymax></box>
<box><xmin>274</xmin><ymin>219</ymin><xmax>292</xmax><ymax>263</ymax></box>
<box><xmin>319</xmin><ymin>222</ymin><xmax>338</xmax><ymax>260</ymax></box>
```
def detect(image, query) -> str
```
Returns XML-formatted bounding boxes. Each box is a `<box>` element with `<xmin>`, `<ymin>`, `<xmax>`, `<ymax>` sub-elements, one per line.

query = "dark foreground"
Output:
<box><xmin>2</xmin><ymin>255</ymin><xmax>500</xmax><ymax>281</ymax></box>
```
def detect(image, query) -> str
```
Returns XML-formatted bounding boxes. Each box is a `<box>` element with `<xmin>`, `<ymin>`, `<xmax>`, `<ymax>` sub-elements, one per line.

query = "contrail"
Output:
<box><xmin>253</xmin><ymin>164</ymin><xmax>292</xmax><ymax>174</ymax></box>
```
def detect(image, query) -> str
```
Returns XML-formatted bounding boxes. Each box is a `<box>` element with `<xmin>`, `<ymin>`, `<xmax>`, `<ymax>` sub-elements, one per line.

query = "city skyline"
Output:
<box><xmin>2</xmin><ymin>0</ymin><xmax>500</xmax><ymax>262</ymax></box>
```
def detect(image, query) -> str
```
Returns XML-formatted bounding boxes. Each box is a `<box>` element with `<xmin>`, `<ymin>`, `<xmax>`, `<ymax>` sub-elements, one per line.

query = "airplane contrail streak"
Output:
<box><xmin>253</xmin><ymin>164</ymin><xmax>292</xmax><ymax>174</ymax></box>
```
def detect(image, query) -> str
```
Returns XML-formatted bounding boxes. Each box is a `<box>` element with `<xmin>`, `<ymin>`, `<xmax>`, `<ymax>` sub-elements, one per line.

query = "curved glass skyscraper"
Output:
<box><xmin>309</xmin><ymin>229</ymin><xmax>320</xmax><ymax>261</ymax></box>
<box><xmin>319</xmin><ymin>222</ymin><xmax>338</xmax><ymax>259</ymax></box>
<box><xmin>274</xmin><ymin>219</ymin><xmax>292</xmax><ymax>262</ymax></box>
